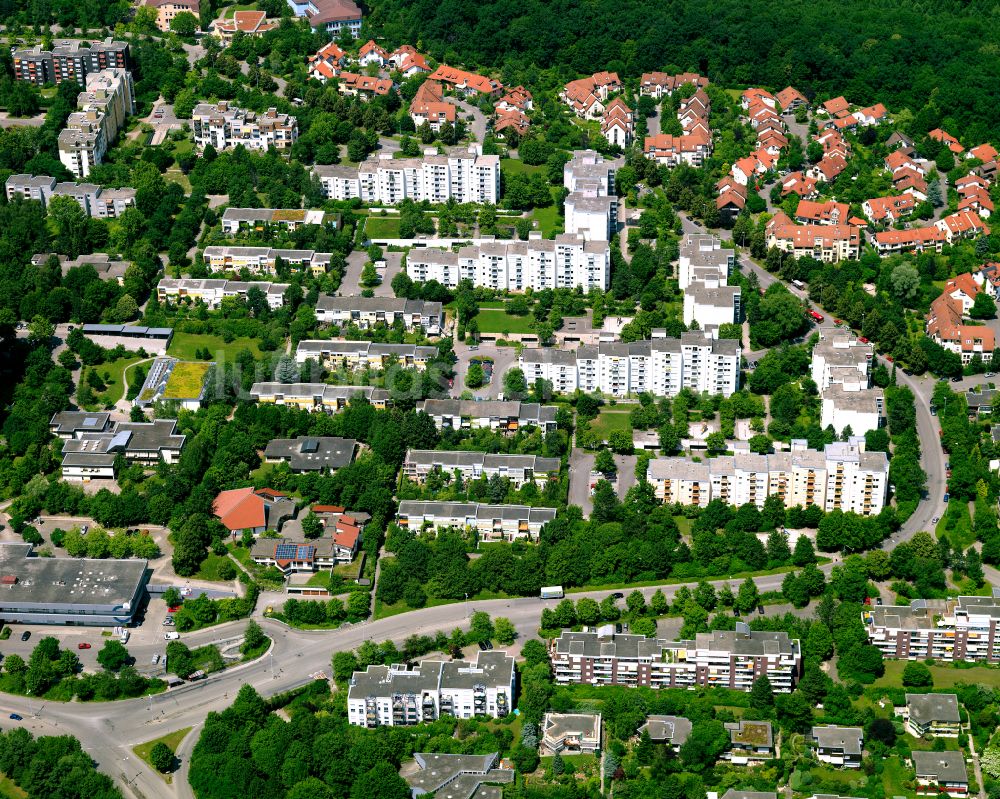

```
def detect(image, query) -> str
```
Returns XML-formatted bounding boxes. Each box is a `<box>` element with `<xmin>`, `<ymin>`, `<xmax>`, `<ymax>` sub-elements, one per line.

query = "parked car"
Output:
<box><xmin>477</xmin><ymin>640</ymin><xmax>488</xmax><ymax>651</ymax></box>
<box><xmin>77</xmin><ymin>642</ymin><xmax>91</xmax><ymax>650</ymax></box>
<box><xmin>20</xmin><ymin>631</ymin><xmax>30</xmax><ymax>642</ymax></box>
<box><xmin>152</xmin><ymin>654</ymin><xmax>160</xmax><ymax>665</ymax></box>
<box><xmin>757</xmin><ymin>605</ymin><xmax>765</xmax><ymax>615</ymax></box>
<box><xmin>162</xmin><ymin>617</ymin><xmax>175</xmax><ymax>626</ymax></box>
<box><xmin>951</xmin><ymin>376</ymin><xmax>963</xmax><ymax>383</ymax></box>
<box><xmin>611</xmin><ymin>592</ymin><xmax>624</xmax><ymax>599</ymax></box>
<box><xmin>164</xmin><ymin>632</ymin><xmax>180</xmax><ymax>640</ymax></box>
<box><xmin>944</xmin><ymin>493</ymin><xmax>950</xmax><ymax>502</ymax></box>
<box><xmin>9</xmin><ymin>714</ymin><xmax>22</xmax><ymax>721</ymax></box>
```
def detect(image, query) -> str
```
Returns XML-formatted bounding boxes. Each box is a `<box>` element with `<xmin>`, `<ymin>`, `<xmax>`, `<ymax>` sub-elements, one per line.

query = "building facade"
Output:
<box><xmin>156</xmin><ymin>278</ymin><xmax>289</xmax><ymax>309</ymax></box>
<box><xmin>402</xmin><ymin>450</ymin><xmax>561</xmax><ymax>488</ymax></box>
<box><xmin>13</xmin><ymin>38</ymin><xmax>129</xmax><ymax>86</ymax></box>
<box><xmin>5</xmin><ymin>175</ymin><xmax>135</xmax><ymax>218</ymax></box>
<box><xmin>416</xmin><ymin>399</ymin><xmax>558</xmax><ymax>433</ymax></box>
<box><xmin>396</xmin><ymin>501</ymin><xmax>557</xmax><ymax>542</ymax></box>
<box><xmin>249</xmin><ymin>382</ymin><xmax>391</xmax><ymax>411</ymax></box>
<box><xmin>58</xmin><ymin>68</ymin><xmax>134</xmax><ymax>177</ymax></box>
<box><xmin>295</xmin><ymin>340</ymin><xmax>439</xmax><ymax>371</ymax></box>
<box><xmin>202</xmin><ymin>246</ymin><xmax>331</xmax><ymax>276</ymax></box>
<box><xmin>192</xmin><ymin>102</ymin><xmax>298</xmax><ymax>152</ymax></box>
<box><xmin>315</xmin><ymin>295</ymin><xmax>443</xmax><ymax>335</ymax></box>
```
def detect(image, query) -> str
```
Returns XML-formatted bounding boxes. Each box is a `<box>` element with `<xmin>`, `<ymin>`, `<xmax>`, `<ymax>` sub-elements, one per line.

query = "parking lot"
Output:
<box><xmin>452</xmin><ymin>343</ymin><xmax>518</xmax><ymax>398</ymax></box>
<box><xmin>567</xmin><ymin>449</ymin><xmax>638</xmax><ymax>518</ymax></box>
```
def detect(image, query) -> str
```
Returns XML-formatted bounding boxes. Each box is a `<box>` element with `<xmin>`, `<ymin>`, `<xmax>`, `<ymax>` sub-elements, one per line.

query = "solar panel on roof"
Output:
<box><xmin>83</xmin><ymin>417</ymin><xmax>99</xmax><ymax>427</ymax></box>
<box><xmin>301</xmin><ymin>438</ymin><xmax>320</xmax><ymax>453</ymax></box>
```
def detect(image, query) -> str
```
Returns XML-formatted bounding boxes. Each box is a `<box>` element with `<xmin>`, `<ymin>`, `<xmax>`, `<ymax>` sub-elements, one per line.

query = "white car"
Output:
<box><xmin>164</xmin><ymin>632</ymin><xmax>180</xmax><ymax>640</ymax></box>
<box><xmin>151</xmin><ymin>654</ymin><xmax>160</xmax><ymax>665</ymax></box>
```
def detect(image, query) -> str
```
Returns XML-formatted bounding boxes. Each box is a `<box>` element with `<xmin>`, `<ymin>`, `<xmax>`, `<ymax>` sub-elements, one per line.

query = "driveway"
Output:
<box><xmin>448</xmin><ymin>98</ymin><xmax>487</xmax><ymax>143</ymax></box>
<box><xmin>451</xmin><ymin>341</ymin><xmax>519</xmax><ymax>398</ymax></box>
<box><xmin>567</xmin><ymin>448</ymin><xmax>596</xmax><ymax>517</ymax></box>
<box><xmin>337</xmin><ymin>251</ymin><xmax>403</xmax><ymax>297</ymax></box>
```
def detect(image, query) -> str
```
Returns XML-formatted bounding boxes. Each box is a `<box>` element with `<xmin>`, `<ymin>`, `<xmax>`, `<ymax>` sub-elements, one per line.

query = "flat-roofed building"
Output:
<box><xmin>249</xmin><ymin>382</ymin><xmax>391</xmax><ymax>411</ymax></box>
<box><xmin>541</xmin><ymin>713</ymin><xmax>602</xmax><ymax>755</ymax></box>
<box><xmin>192</xmin><ymin>101</ymin><xmax>298</xmax><ymax>151</ymax></box>
<box><xmin>679</xmin><ymin>234</ymin><xmax>735</xmax><ymax>290</ymax></box>
<box><xmin>295</xmin><ymin>339</ymin><xmax>439</xmax><ymax>372</ymax></box>
<box><xmin>723</xmin><ymin>720</ymin><xmax>775</xmax><ymax>764</ymax></box>
<box><xmin>59</xmin><ymin>419</ymin><xmax>186</xmax><ymax>480</ymax></box>
<box><xmin>811</xmin><ymin>726</ymin><xmax>863</xmax><ymax>767</ymax></box>
<box><xmin>315</xmin><ymin>295</ymin><xmax>443</xmax><ymax>335</ymax></box>
<box><xmin>549</xmin><ymin>624</ymin><xmax>802</xmax><ymax>692</ymax></box>
<box><xmin>638</xmin><ymin>715</ymin><xmax>691</xmax><ymax>750</ymax></box>
<box><xmin>396</xmin><ymin>501</ymin><xmax>557</xmax><ymax>542</ymax></box>
<box><xmin>864</xmin><ymin>595</ymin><xmax>1000</xmax><ymax>663</ymax></box>
<box><xmin>405</xmin><ymin>234</ymin><xmax>610</xmax><ymax>292</ymax></box>
<box><xmin>402</xmin><ymin>753</ymin><xmax>514</xmax><ymax>798</ymax></box>
<box><xmin>416</xmin><ymin>399</ymin><xmax>558</xmax><ymax>434</ymax></box>
<box><xmin>263</xmin><ymin>436</ymin><xmax>357</xmax><ymax>473</ymax></box>
<box><xmin>683</xmin><ymin>282</ymin><xmax>742</xmax><ymax>335</ymax></box>
<box><xmin>6</xmin><ymin>175</ymin><xmax>134</xmax><ymax>218</ymax></box>
<box><xmin>156</xmin><ymin>278</ymin><xmax>289</xmax><ymax>309</ymax></box>
<box><xmin>49</xmin><ymin>411</ymin><xmax>112</xmax><ymax>440</ymax></box>
<box><xmin>347</xmin><ymin>651</ymin><xmax>514</xmax><ymax>727</ymax></box>
<box><xmin>202</xmin><ymin>245</ymin><xmax>331</xmax><ymax>276</ymax></box>
<box><xmin>13</xmin><ymin>38</ymin><xmax>129</xmax><ymax>86</ymax></box>
<box><xmin>0</xmin><ymin>543</ymin><xmax>148</xmax><ymax>626</ymax></box>
<box><xmin>58</xmin><ymin>68</ymin><xmax>134</xmax><ymax>177</ymax></box>
<box><xmin>220</xmin><ymin>207</ymin><xmax>333</xmax><ymax>234</ymax></box>
<box><xmin>821</xmin><ymin>384</ymin><xmax>885</xmax><ymax>436</ymax></box>
<box><xmin>812</xmin><ymin>332</ymin><xmax>873</xmax><ymax>390</ymax></box>
<box><xmin>402</xmin><ymin>450</ymin><xmax>560</xmax><ymax>488</ymax></box>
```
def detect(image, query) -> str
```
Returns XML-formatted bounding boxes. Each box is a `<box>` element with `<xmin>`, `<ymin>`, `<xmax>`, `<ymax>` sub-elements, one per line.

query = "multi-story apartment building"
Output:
<box><xmin>396</xmin><ymin>501</ymin><xmax>557</xmax><ymax>542</ymax></box>
<box><xmin>156</xmin><ymin>278</ymin><xmax>289</xmax><ymax>309</ymax></box>
<box><xmin>811</xmin><ymin>332</ymin><xmax>873</xmax><ymax>390</ymax></box>
<box><xmin>58</xmin><ymin>68</ymin><xmax>134</xmax><ymax>177</ymax></box>
<box><xmin>864</xmin><ymin>595</ymin><xmax>1000</xmax><ymax>663</ymax></box>
<box><xmin>646</xmin><ymin>440</ymin><xmax>889</xmax><ymax>515</ymax></box>
<box><xmin>314</xmin><ymin>295</ymin><xmax>443</xmax><ymax>335</ymax></box>
<box><xmin>13</xmin><ymin>38</ymin><xmax>129</xmax><ymax>86</ymax></box>
<box><xmin>58</xmin><ymin>418</ymin><xmax>186</xmax><ymax>480</ymax></box>
<box><xmin>202</xmin><ymin>246</ymin><xmax>332</xmax><ymax>276</ymax></box>
<box><xmin>249</xmin><ymin>382</ymin><xmax>391</xmax><ymax>411</ymax></box>
<box><xmin>517</xmin><ymin>332</ymin><xmax>741</xmax><ymax>398</ymax></box>
<box><xmin>416</xmin><ymin>399</ymin><xmax>559</xmax><ymax>434</ymax></box>
<box><xmin>549</xmin><ymin>624</ymin><xmax>802</xmax><ymax>692</ymax></box>
<box><xmin>810</xmin><ymin>726</ymin><xmax>863</xmax><ymax>768</ymax></box>
<box><xmin>295</xmin><ymin>340</ymin><xmax>439</xmax><ymax>372</ymax></box>
<box><xmin>561</xmin><ymin>150</ymin><xmax>622</xmax><ymax>241</ymax></box>
<box><xmin>141</xmin><ymin>0</ymin><xmax>201</xmax><ymax>32</ymax></box>
<box><xmin>542</xmin><ymin>713</ymin><xmax>602</xmax><ymax>755</ymax></box>
<box><xmin>679</xmin><ymin>234</ymin><xmax>734</xmax><ymax>290</ymax></box>
<box><xmin>766</xmin><ymin>211</ymin><xmax>861</xmax><ymax>262</ymax></box>
<box><xmin>5</xmin><ymin>175</ymin><xmax>135</xmax><ymax>218</ymax></box>
<box><xmin>313</xmin><ymin>147</ymin><xmax>500</xmax><ymax>206</ymax></box>
<box><xmin>821</xmin><ymin>383</ymin><xmax>886</xmax><ymax>436</ymax></box>
<box><xmin>683</xmin><ymin>282</ymin><xmax>742</xmax><ymax>334</ymax></box>
<box><xmin>402</xmin><ymin>450</ymin><xmax>561</xmax><ymax>488</ymax></box>
<box><xmin>220</xmin><ymin>208</ymin><xmax>333</xmax><ymax>234</ymax></box>
<box><xmin>347</xmin><ymin>651</ymin><xmax>514</xmax><ymax>728</ymax></box>
<box><xmin>286</xmin><ymin>0</ymin><xmax>363</xmax><ymax>36</ymax></box>
<box><xmin>902</xmin><ymin>694</ymin><xmax>961</xmax><ymax>738</ymax></box>
<box><xmin>192</xmin><ymin>102</ymin><xmax>298</xmax><ymax>152</ymax></box>
<box><xmin>563</xmin><ymin>150</ymin><xmax>623</xmax><ymax>195</ymax></box>
<box><xmin>405</xmin><ymin>234</ymin><xmax>610</xmax><ymax>292</ymax></box>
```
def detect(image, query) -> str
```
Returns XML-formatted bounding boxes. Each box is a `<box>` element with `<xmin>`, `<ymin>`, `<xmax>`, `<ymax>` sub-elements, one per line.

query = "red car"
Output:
<box><xmin>834</xmin><ymin>318</ymin><xmax>843</xmax><ymax>325</ymax></box>
<box><xmin>77</xmin><ymin>642</ymin><xmax>91</xmax><ymax>650</ymax></box>
<box><xmin>808</xmin><ymin>310</ymin><xmax>824</xmax><ymax>322</ymax></box>
<box><xmin>168</xmin><ymin>606</ymin><xmax>181</xmax><ymax>613</ymax></box>
<box><xmin>858</xmin><ymin>336</ymin><xmax>869</xmax><ymax>343</ymax></box>
<box><xmin>885</xmin><ymin>355</ymin><xmax>894</xmax><ymax>362</ymax></box>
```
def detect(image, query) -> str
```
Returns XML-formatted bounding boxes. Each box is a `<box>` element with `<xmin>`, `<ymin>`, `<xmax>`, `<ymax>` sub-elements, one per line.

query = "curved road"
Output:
<box><xmin>0</xmin><ymin>569</ymin><xmax>812</xmax><ymax>799</ymax></box>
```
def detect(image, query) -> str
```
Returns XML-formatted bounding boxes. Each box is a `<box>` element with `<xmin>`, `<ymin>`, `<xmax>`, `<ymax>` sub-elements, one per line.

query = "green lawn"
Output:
<box><xmin>364</xmin><ymin>216</ymin><xmax>402</xmax><ymax>238</ymax></box>
<box><xmin>501</xmin><ymin>158</ymin><xmax>546</xmax><ymax>176</ymax></box>
<box><xmin>873</xmin><ymin>659</ymin><xmax>1000</xmax><ymax>689</ymax></box>
<box><xmin>167</xmin><ymin>332</ymin><xmax>263</xmax><ymax>362</ymax></box>
<box><xmin>0</xmin><ymin>775</ymin><xmax>27</xmax><ymax>799</ymax></box>
<box><xmin>475</xmin><ymin>308</ymin><xmax>536</xmax><ymax>334</ymax></box>
<box><xmin>936</xmin><ymin>499</ymin><xmax>976</xmax><ymax>548</ymax></box>
<box><xmin>133</xmin><ymin>727</ymin><xmax>192</xmax><ymax>782</ymax></box>
<box><xmin>881</xmin><ymin>755</ymin><xmax>915</xmax><ymax>799</ymax></box>
<box><xmin>374</xmin><ymin>590</ymin><xmax>511</xmax><ymax>620</ymax></box>
<box><xmin>192</xmin><ymin>552</ymin><xmax>237</xmax><ymax>582</ymax></box>
<box><xmin>530</xmin><ymin>201</ymin><xmax>563</xmax><ymax>237</ymax></box>
<box><xmin>588</xmin><ymin>410</ymin><xmax>633</xmax><ymax>441</ymax></box>
<box><xmin>83</xmin><ymin>355</ymin><xmax>146</xmax><ymax>408</ymax></box>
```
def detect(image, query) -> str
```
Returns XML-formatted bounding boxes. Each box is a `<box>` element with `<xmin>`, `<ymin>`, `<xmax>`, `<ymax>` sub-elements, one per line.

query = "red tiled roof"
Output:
<box><xmin>776</xmin><ymin>86</ymin><xmax>807</xmax><ymax>108</ymax></box>
<box><xmin>213</xmin><ymin>487</ymin><xmax>266</xmax><ymax>531</ymax></box>
<box><xmin>796</xmin><ymin>199</ymin><xmax>849</xmax><ymax>223</ymax></box>
<box><xmin>970</xmin><ymin>143</ymin><xmax>998</xmax><ymax>163</ymax></box>
<box><xmin>312</xmin><ymin>505</ymin><xmax>345</xmax><ymax>513</ymax></box>
<box><xmin>430</xmin><ymin>65</ymin><xmax>502</xmax><ymax>95</ymax></box>
<box><xmin>822</xmin><ymin>96</ymin><xmax>850</xmax><ymax>116</ymax></box>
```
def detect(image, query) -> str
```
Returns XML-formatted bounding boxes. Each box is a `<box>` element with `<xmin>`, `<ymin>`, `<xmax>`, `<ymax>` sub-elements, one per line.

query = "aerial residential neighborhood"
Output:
<box><xmin>2</xmin><ymin>2</ymin><xmax>1000</xmax><ymax>799</ymax></box>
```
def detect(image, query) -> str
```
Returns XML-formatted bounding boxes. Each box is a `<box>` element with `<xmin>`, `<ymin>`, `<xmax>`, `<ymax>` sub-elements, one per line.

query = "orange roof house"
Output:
<box><xmin>429</xmin><ymin>65</ymin><xmax>503</xmax><ymax>96</ymax></box>
<box><xmin>213</xmin><ymin>487</ymin><xmax>294</xmax><ymax>533</ymax></box>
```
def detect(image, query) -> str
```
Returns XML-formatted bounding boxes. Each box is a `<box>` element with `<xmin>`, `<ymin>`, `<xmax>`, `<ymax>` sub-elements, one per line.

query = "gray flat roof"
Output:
<box><xmin>906</xmin><ymin>693</ymin><xmax>960</xmax><ymax>725</ymax></box>
<box><xmin>811</xmin><ymin>725</ymin><xmax>863</xmax><ymax>754</ymax></box>
<box><xmin>263</xmin><ymin>437</ymin><xmax>357</xmax><ymax>471</ymax></box>
<box><xmin>639</xmin><ymin>715</ymin><xmax>692</xmax><ymax>745</ymax></box>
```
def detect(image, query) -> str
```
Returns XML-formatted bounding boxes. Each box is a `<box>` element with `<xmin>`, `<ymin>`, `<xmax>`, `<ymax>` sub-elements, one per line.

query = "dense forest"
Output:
<box><xmin>370</xmin><ymin>0</ymin><xmax>1000</xmax><ymax>142</ymax></box>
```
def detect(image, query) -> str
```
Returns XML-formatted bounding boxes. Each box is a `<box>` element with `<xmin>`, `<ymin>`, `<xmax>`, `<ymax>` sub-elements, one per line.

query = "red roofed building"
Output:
<box><xmin>795</xmin><ymin>199</ymin><xmax>850</xmax><ymax>226</ymax></box>
<box><xmin>936</xmin><ymin>210</ymin><xmax>990</xmax><ymax>242</ymax></box>
<box><xmin>494</xmin><ymin>107</ymin><xmax>530</xmax><ymax>139</ymax></box>
<box><xmin>970</xmin><ymin>143</ymin><xmax>998</xmax><ymax>163</ymax></box>
<box><xmin>357</xmin><ymin>40</ymin><xmax>388</xmax><ymax>67</ymax></box>
<box><xmin>496</xmin><ymin>86</ymin><xmax>533</xmax><ymax>113</ymax></box>
<box><xmin>872</xmin><ymin>226</ymin><xmax>946</xmax><ymax>256</ymax></box>
<box><xmin>335</xmin><ymin>72</ymin><xmax>393</xmax><ymax>98</ymax></box>
<box><xmin>822</xmin><ymin>96</ymin><xmax>851</xmax><ymax>118</ymax></box>
<box><xmin>429</xmin><ymin>64</ymin><xmax>503</xmax><ymax>97</ymax></box>
<box><xmin>959</xmin><ymin>187</ymin><xmax>994</xmax><ymax>219</ymax></box>
<box><xmin>885</xmin><ymin>149</ymin><xmax>924</xmax><ymax>175</ymax></box>
<box><xmin>766</xmin><ymin>211</ymin><xmax>861</xmax><ymax>262</ymax></box>
<box><xmin>780</xmin><ymin>171</ymin><xmax>819</xmax><ymax>198</ymax></box>
<box><xmin>563</xmin><ymin>72</ymin><xmax>621</xmax><ymax>118</ymax></box>
<box><xmin>929</xmin><ymin>128</ymin><xmax>964</xmax><ymax>154</ymax></box>
<box><xmin>213</xmin><ymin>487</ymin><xmax>295</xmax><ymax>535</ymax></box>
<box><xmin>639</xmin><ymin>71</ymin><xmax>708</xmax><ymax>99</ymax></box>
<box><xmin>731</xmin><ymin>155</ymin><xmax>761</xmax><ymax>186</ymax></box>
<box><xmin>293</xmin><ymin>0</ymin><xmax>363</xmax><ymax>36</ymax></box>
<box><xmin>862</xmin><ymin>194</ymin><xmax>917</xmax><ymax>223</ymax></box>
<box><xmin>926</xmin><ymin>279</ymin><xmax>996</xmax><ymax>363</ymax></box>
<box><xmin>644</xmin><ymin>132</ymin><xmax>712</xmax><ymax>167</ymax></box>
<box><xmin>854</xmin><ymin>103</ymin><xmax>889</xmax><ymax>127</ymax></box>
<box><xmin>601</xmin><ymin>97</ymin><xmax>634</xmax><ymax>148</ymax></box>
<box><xmin>809</xmin><ymin>152</ymin><xmax>848</xmax><ymax>183</ymax></box>
<box><xmin>215</xmin><ymin>10</ymin><xmax>277</xmax><ymax>43</ymax></box>
<box><xmin>776</xmin><ymin>86</ymin><xmax>808</xmax><ymax>110</ymax></box>
<box><xmin>397</xmin><ymin>52</ymin><xmax>430</xmax><ymax>77</ymax></box>
<box><xmin>741</xmin><ymin>88</ymin><xmax>775</xmax><ymax>110</ymax></box>
<box><xmin>410</xmin><ymin>80</ymin><xmax>456</xmax><ymax>131</ymax></box>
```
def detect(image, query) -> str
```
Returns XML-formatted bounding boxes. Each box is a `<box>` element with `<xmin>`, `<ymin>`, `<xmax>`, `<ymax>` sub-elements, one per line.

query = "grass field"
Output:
<box><xmin>0</xmin><ymin>775</ymin><xmax>26</xmax><ymax>799</ymax></box>
<box><xmin>530</xmin><ymin>199</ymin><xmax>563</xmax><ymax>237</ymax></box>
<box><xmin>881</xmin><ymin>755</ymin><xmax>915</xmax><ymax>799</ymax></box>
<box><xmin>588</xmin><ymin>410</ymin><xmax>633</xmax><ymax>442</ymax></box>
<box><xmin>84</xmin><ymin>355</ymin><xmax>146</xmax><ymax>408</ymax></box>
<box><xmin>475</xmin><ymin>308</ymin><xmax>536</xmax><ymax>334</ymax></box>
<box><xmin>364</xmin><ymin>216</ymin><xmax>402</xmax><ymax>238</ymax></box>
<box><xmin>163</xmin><ymin>361</ymin><xmax>212</xmax><ymax>399</ymax></box>
<box><xmin>167</xmin><ymin>332</ymin><xmax>263</xmax><ymax>362</ymax></box>
<box><xmin>936</xmin><ymin>499</ymin><xmax>976</xmax><ymax>548</ymax></box>
<box><xmin>133</xmin><ymin>727</ymin><xmax>191</xmax><ymax>782</ymax></box>
<box><xmin>501</xmin><ymin>158</ymin><xmax>546</xmax><ymax>176</ymax></box>
<box><xmin>873</xmin><ymin>659</ymin><xmax>1000</xmax><ymax>688</ymax></box>
<box><xmin>192</xmin><ymin>552</ymin><xmax>237</xmax><ymax>582</ymax></box>
<box><xmin>375</xmin><ymin>589</ymin><xmax>510</xmax><ymax>620</ymax></box>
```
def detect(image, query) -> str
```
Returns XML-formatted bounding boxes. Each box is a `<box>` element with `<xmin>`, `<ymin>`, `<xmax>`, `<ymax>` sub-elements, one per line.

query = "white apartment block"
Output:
<box><xmin>314</xmin><ymin>295</ymin><xmax>443</xmax><ymax>335</ymax></box>
<box><xmin>5</xmin><ymin>174</ymin><xmax>135</xmax><ymax>218</ymax></box>
<box><xmin>864</xmin><ymin>594</ymin><xmax>1000</xmax><ymax>663</ymax></box>
<box><xmin>416</xmin><ymin>399</ymin><xmax>559</xmax><ymax>434</ymax></box>
<box><xmin>313</xmin><ymin>146</ymin><xmax>499</xmax><ymax>206</ymax></box>
<box><xmin>295</xmin><ymin>339</ymin><xmax>438</xmax><ymax>371</ymax></box>
<box><xmin>562</xmin><ymin>150</ymin><xmax>622</xmax><ymax>241</ymax></box>
<box><xmin>156</xmin><ymin>278</ymin><xmax>289</xmax><ymax>309</ymax></box>
<box><xmin>58</xmin><ymin>68</ymin><xmax>134</xmax><ymax>177</ymax></box>
<box><xmin>396</xmin><ymin>500</ymin><xmax>557</xmax><ymax>541</ymax></box>
<box><xmin>192</xmin><ymin>102</ymin><xmax>298</xmax><ymax>152</ymax></box>
<box><xmin>549</xmin><ymin>625</ymin><xmax>802</xmax><ymax>692</ymax></box>
<box><xmin>202</xmin><ymin>246</ymin><xmax>332</xmax><ymax>276</ymax></box>
<box><xmin>811</xmin><ymin>332</ymin><xmax>873</xmax><ymax>390</ymax></box>
<box><xmin>679</xmin><ymin>234</ymin><xmax>734</xmax><ymax>291</ymax></box>
<box><xmin>402</xmin><ymin>450</ymin><xmax>561</xmax><ymax>487</ymax></box>
<box><xmin>647</xmin><ymin>439</ymin><xmax>889</xmax><ymax>515</ymax></box>
<box><xmin>821</xmin><ymin>384</ymin><xmax>886</xmax><ymax>436</ymax></box>
<box><xmin>249</xmin><ymin>382</ymin><xmax>391</xmax><ymax>411</ymax></box>
<box><xmin>405</xmin><ymin>234</ymin><xmax>610</xmax><ymax>292</ymax></box>
<box><xmin>563</xmin><ymin>150</ymin><xmax>623</xmax><ymax>195</ymax></box>
<box><xmin>518</xmin><ymin>332</ymin><xmax>741</xmax><ymax>398</ymax></box>
<box><xmin>347</xmin><ymin>651</ymin><xmax>514</xmax><ymax>728</ymax></box>
<box><xmin>683</xmin><ymin>283</ymin><xmax>742</xmax><ymax>334</ymax></box>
